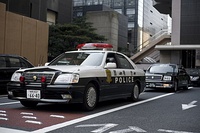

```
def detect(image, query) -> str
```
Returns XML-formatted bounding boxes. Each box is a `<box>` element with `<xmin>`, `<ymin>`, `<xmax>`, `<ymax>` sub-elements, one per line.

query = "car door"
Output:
<box><xmin>115</xmin><ymin>53</ymin><xmax>136</xmax><ymax>94</ymax></box>
<box><xmin>178</xmin><ymin>66</ymin><xmax>189</xmax><ymax>87</ymax></box>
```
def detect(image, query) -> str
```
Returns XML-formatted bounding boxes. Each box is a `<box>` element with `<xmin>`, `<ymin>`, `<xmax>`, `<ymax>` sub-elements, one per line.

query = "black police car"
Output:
<box><xmin>145</xmin><ymin>63</ymin><xmax>190</xmax><ymax>92</ymax></box>
<box><xmin>0</xmin><ymin>54</ymin><xmax>34</xmax><ymax>93</ymax></box>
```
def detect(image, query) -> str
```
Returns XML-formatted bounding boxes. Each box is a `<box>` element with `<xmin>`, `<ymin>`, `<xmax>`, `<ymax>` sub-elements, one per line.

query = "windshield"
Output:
<box><xmin>49</xmin><ymin>52</ymin><xmax>105</xmax><ymax>66</ymax></box>
<box><xmin>148</xmin><ymin>64</ymin><xmax>177</xmax><ymax>74</ymax></box>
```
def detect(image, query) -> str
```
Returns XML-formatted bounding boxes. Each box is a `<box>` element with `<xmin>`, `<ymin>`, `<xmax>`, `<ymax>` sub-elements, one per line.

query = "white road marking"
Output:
<box><xmin>76</xmin><ymin>123</ymin><xmax>118</xmax><ymax>133</ymax></box>
<box><xmin>158</xmin><ymin>129</ymin><xmax>194</xmax><ymax>133</ymax></box>
<box><xmin>0</xmin><ymin>101</ymin><xmax>19</xmax><ymax>106</ymax></box>
<box><xmin>0</xmin><ymin>110</ymin><xmax>6</xmax><ymax>113</ymax></box>
<box><xmin>0</xmin><ymin>113</ymin><xmax>7</xmax><ymax>116</ymax></box>
<box><xmin>50</xmin><ymin>115</ymin><xmax>65</xmax><ymax>118</ymax></box>
<box><xmin>25</xmin><ymin>120</ymin><xmax>42</xmax><ymax>125</ymax></box>
<box><xmin>110</xmin><ymin>126</ymin><xmax>147</xmax><ymax>133</ymax></box>
<box><xmin>182</xmin><ymin>101</ymin><xmax>197</xmax><ymax>110</ymax></box>
<box><xmin>0</xmin><ymin>117</ymin><xmax>8</xmax><ymax>120</ymax></box>
<box><xmin>20</xmin><ymin>112</ymin><xmax>34</xmax><ymax>115</ymax></box>
<box><xmin>0</xmin><ymin>127</ymin><xmax>28</xmax><ymax>133</ymax></box>
<box><xmin>31</xmin><ymin>93</ymin><xmax>174</xmax><ymax>133</ymax></box>
<box><xmin>22</xmin><ymin>116</ymin><xmax>37</xmax><ymax>119</ymax></box>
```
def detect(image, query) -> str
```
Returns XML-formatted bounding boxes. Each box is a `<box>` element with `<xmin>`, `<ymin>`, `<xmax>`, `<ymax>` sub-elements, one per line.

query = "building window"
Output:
<box><xmin>73</xmin><ymin>0</ymin><xmax>84</xmax><ymax>6</ymax></box>
<box><xmin>128</xmin><ymin>22</ymin><xmax>134</xmax><ymax>28</ymax></box>
<box><xmin>127</xmin><ymin>0</ymin><xmax>135</xmax><ymax>6</ymax></box>
<box><xmin>127</xmin><ymin>8</ymin><xmax>135</xmax><ymax>15</ymax></box>
<box><xmin>113</xmin><ymin>0</ymin><xmax>123</xmax><ymax>7</ymax></box>
<box><xmin>47</xmin><ymin>10</ymin><xmax>57</xmax><ymax>25</ymax></box>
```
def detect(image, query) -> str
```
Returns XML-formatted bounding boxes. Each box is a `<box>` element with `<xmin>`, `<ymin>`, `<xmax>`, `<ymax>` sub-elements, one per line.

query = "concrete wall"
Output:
<box><xmin>0</xmin><ymin>3</ymin><xmax>48</xmax><ymax>66</ymax></box>
<box><xmin>86</xmin><ymin>11</ymin><xmax>118</xmax><ymax>50</ymax></box>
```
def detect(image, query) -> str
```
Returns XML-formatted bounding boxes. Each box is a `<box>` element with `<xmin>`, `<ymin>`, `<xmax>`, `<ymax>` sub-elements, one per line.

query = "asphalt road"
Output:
<box><xmin>0</xmin><ymin>87</ymin><xmax>199</xmax><ymax>133</ymax></box>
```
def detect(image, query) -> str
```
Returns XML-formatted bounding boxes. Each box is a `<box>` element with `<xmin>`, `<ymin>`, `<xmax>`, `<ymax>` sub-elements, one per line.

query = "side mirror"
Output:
<box><xmin>104</xmin><ymin>63</ymin><xmax>117</xmax><ymax>69</ymax></box>
<box><xmin>45</xmin><ymin>63</ymin><xmax>49</xmax><ymax>66</ymax></box>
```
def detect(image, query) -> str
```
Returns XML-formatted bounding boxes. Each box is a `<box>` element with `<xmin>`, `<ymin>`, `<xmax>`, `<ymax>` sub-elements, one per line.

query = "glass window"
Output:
<box><xmin>148</xmin><ymin>64</ymin><xmax>177</xmax><ymax>74</ymax></box>
<box><xmin>47</xmin><ymin>10</ymin><xmax>57</xmax><ymax>25</ymax></box>
<box><xmin>127</xmin><ymin>0</ymin><xmax>135</xmax><ymax>6</ymax></box>
<box><xmin>49</xmin><ymin>52</ymin><xmax>105</xmax><ymax>66</ymax></box>
<box><xmin>113</xmin><ymin>0</ymin><xmax>123</xmax><ymax>7</ymax></box>
<box><xmin>9</xmin><ymin>57</ymin><xmax>21</xmax><ymax>67</ymax></box>
<box><xmin>127</xmin><ymin>8</ymin><xmax>135</xmax><ymax>15</ymax></box>
<box><xmin>128</xmin><ymin>22</ymin><xmax>134</xmax><ymax>28</ymax></box>
<box><xmin>0</xmin><ymin>57</ymin><xmax>6</xmax><ymax>67</ymax></box>
<box><xmin>116</xmin><ymin>54</ymin><xmax>133</xmax><ymax>69</ymax></box>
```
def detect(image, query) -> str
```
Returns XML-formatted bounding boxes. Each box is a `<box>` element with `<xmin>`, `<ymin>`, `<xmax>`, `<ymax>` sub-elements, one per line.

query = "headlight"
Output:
<box><xmin>54</xmin><ymin>74</ymin><xmax>79</xmax><ymax>84</ymax></box>
<box><xmin>11</xmin><ymin>72</ymin><xmax>22</xmax><ymax>81</ymax></box>
<box><xmin>163</xmin><ymin>76</ymin><xmax>172</xmax><ymax>81</ymax></box>
<box><xmin>190</xmin><ymin>76</ymin><xmax>199</xmax><ymax>81</ymax></box>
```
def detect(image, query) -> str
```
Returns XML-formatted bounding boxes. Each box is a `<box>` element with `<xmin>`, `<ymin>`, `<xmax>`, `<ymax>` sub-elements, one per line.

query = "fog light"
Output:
<box><xmin>8</xmin><ymin>91</ymin><xmax>13</xmax><ymax>95</ymax></box>
<box><xmin>61</xmin><ymin>94</ymin><xmax>72</xmax><ymax>99</ymax></box>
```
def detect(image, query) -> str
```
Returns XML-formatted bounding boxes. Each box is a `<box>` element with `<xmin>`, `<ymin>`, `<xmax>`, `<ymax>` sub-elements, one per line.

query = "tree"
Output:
<box><xmin>48</xmin><ymin>17</ymin><xmax>107</xmax><ymax>61</ymax></box>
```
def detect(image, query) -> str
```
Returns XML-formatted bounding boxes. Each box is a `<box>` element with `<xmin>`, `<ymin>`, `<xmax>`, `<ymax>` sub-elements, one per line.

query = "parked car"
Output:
<box><xmin>0</xmin><ymin>54</ymin><xmax>34</xmax><ymax>92</ymax></box>
<box><xmin>145</xmin><ymin>63</ymin><xmax>190</xmax><ymax>92</ymax></box>
<box><xmin>7</xmin><ymin>43</ymin><xmax>145</xmax><ymax>111</ymax></box>
<box><xmin>186</xmin><ymin>68</ymin><xmax>200</xmax><ymax>87</ymax></box>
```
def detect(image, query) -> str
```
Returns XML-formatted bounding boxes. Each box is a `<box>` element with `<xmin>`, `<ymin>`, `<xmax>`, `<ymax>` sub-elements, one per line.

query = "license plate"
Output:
<box><xmin>27</xmin><ymin>90</ymin><xmax>41</xmax><ymax>99</ymax></box>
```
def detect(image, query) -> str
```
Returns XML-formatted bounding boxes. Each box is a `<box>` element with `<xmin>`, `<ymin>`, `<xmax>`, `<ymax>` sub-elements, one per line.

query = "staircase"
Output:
<box><xmin>130</xmin><ymin>29</ymin><xmax>171</xmax><ymax>63</ymax></box>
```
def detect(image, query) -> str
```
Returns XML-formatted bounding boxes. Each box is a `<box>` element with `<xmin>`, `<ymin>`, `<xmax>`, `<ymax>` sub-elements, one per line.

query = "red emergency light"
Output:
<box><xmin>76</xmin><ymin>43</ymin><xmax>113</xmax><ymax>50</ymax></box>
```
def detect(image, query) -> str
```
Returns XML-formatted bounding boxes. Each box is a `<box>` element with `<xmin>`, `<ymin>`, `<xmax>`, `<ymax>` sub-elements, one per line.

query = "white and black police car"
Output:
<box><xmin>7</xmin><ymin>43</ymin><xmax>145</xmax><ymax>111</ymax></box>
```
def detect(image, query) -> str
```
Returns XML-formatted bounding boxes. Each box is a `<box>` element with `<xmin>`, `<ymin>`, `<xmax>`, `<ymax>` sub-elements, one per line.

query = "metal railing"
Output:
<box><xmin>133</xmin><ymin>29</ymin><xmax>171</xmax><ymax>55</ymax></box>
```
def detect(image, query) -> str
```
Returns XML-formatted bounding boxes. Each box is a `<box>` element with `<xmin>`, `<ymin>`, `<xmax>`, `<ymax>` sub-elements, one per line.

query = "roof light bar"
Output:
<box><xmin>76</xmin><ymin>43</ymin><xmax>113</xmax><ymax>51</ymax></box>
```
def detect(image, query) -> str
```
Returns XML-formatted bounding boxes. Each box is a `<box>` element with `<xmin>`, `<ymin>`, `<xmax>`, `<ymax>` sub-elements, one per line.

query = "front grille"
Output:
<box><xmin>24</xmin><ymin>72</ymin><xmax>55</xmax><ymax>83</ymax></box>
<box><xmin>146</xmin><ymin>75</ymin><xmax>162</xmax><ymax>80</ymax></box>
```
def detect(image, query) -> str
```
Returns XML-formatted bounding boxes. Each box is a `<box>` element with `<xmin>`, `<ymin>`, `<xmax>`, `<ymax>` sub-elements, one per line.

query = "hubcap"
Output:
<box><xmin>134</xmin><ymin>85</ymin><xmax>139</xmax><ymax>99</ymax></box>
<box><xmin>87</xmin><ymin>87</ymin><xmax>96</xmax><ymax>107</ymax></box>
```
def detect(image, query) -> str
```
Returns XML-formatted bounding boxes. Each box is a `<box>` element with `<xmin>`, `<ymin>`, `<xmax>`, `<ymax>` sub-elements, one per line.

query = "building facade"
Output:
<box><xmin>73</xmin><ymin>0</ymin><xmax>169</xmax><ymax>56</ymax></box>
<box><xmin>0</xmin><ymin>0</ymin><xmax>73</xmax><ymax>24</ymax></box>
<box><xmin>154</xmin><ymin>0</ymin><xmax>200</xmax><ymax>68</ymax></box>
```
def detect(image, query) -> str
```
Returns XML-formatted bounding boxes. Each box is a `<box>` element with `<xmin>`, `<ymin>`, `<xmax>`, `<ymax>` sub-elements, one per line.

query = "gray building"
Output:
<box><xmin>0</xmin><ymin>0</ymin><xmax>73</xmax><ymax>24</ymax></box>
<box><xmin>73</xmin><ymin>0</ymin><xmax>169</xmax><ymax>57</ymax></box>
<box><xmin>154</xmin><ymin>0</ymin><xmax>200</xmax><ymax>68</ymax></box>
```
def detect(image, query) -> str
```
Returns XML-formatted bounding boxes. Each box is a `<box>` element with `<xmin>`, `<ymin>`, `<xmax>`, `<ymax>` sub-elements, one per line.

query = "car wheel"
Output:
<box><xmin>172</xmin><ymin>81</ymin><xmax>178</xmax><ymax>92</ymax></box>
<box><xmin>183</xmin><ymin>80</ymin><xmax>189</xmax><ymax>90</ymax></box>
<box><xmin>82</xmin><ymin>83</ymin><xmax>97</xmax><ymax>111</ymax></box>
<box><xmin>20</xmin><ymin>101</ymin><xmax>38</xmax><ymax>107</ymax></box>
<box><xmin>130</xmin><ymin>83</ymin><xmax>140</xmax><ymax>102</ymax></box>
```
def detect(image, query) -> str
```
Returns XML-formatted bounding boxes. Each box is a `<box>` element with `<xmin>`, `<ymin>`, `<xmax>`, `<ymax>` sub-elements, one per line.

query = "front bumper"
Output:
<box><xmin>7</xmin><ymin>82</ymin><xmax>85</xmax><ymax>104</ymax></box>
<box><xmin>146</xmin><ymin>81</ymin><xmax>174</xmax><ymax>88</ymax></box>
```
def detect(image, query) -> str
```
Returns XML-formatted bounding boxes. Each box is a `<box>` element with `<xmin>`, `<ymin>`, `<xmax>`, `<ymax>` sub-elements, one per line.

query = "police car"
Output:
<box><xmin>7</xmin><ymin>43</ymin><xmax>145</xmax><ymax>111</ymax></box>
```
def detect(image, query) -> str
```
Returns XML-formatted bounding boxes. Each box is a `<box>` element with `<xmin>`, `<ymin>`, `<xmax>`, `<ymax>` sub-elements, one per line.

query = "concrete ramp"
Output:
<box><xmin>130</xmin><ymin>32</ymin><xmax>171</xmax><ymax>63</ymax></box>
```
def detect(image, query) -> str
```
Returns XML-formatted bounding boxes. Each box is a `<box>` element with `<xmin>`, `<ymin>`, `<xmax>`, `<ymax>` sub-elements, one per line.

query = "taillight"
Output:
<box><xmin>41</xmin><ymin>76</ymin><xmax>46</xmax><ymax>83</ymax></box>
<box><xmin>20</xmin><ymin>76</ymin><xmax>25</xmax><ymax>82</ymax></box>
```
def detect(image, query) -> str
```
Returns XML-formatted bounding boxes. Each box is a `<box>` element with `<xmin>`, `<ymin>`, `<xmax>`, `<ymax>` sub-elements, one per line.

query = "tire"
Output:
<box><xmin>130</xmin><ymin>83</ymin><xmax>140</xmax><ymax>102</ymax></box>
<box><xmin>183</xmin><ymin>80</ymin><xmax>189</xmax><ymax>90</ymax></box>
<box><xmin>82</xmin><ymin>83</ymin><xmax>97</xmax><ymax>111</ymax></box>
<box><xmin>20</xmin><ymin>101</ymin><xmax>38</xmax><ymax>107</ymax></box>
<box><xmin>172</xmin><ymin>81</ymin><xmax>178</xmax><ymax>92</ymax></box>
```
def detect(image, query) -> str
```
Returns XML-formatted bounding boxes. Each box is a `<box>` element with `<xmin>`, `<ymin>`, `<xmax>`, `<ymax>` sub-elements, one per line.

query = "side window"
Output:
<box><xmin>106</xmin><ymin>53</ymin><xmax>117</xmax><ymax>67</ymax></box>
<box><xmin>0</xmin><ymin>57</ymin><xmax>6</xmax><ymax>67</ymax></box>
<box><xmin>116</xmin><ymin>54</ymin><xmax>133</xmax><ymax>69</ymax></box>
<box><xmin>9</xmin><ymin>57</ymin><xmax>21</xmax><ymax>67</ymax></box>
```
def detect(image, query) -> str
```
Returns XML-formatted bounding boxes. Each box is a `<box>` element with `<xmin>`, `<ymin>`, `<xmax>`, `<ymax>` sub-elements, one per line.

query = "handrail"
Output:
<box><xmin>132</xmin><ymin>29</ymin><xmax>171</xmax><ymax>55</ymax></box>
